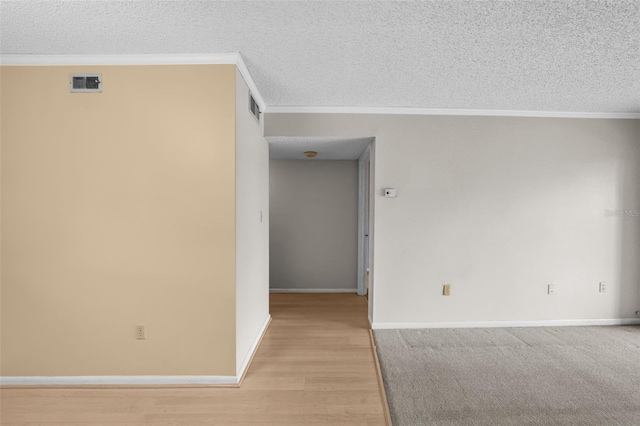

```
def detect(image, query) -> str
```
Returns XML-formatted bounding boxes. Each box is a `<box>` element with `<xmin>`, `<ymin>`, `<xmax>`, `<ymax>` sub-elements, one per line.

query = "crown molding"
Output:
<box><xmin>265</xmin><ymin>106</ymin><xmax>640</xmax><ymax>120</ymax></box>
<box><xmin>0</xmin><ymin>53</ymin><xmax>265</xmax><ymax>111</ymax></box>
<box><xmin>233</xmin><ymin>55</ymin><xmax>266</xmax><ymax>113</ymax></box>
<box><xmin>0</xmin><ymin>53</ymin><xmax>240</xmax><ymax>66</ymax></box>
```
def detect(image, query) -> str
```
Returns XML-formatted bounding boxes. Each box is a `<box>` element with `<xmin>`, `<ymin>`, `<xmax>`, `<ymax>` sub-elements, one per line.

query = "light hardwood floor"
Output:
<box><xmin>1</xmin><ymin>293</ymin><xmax>387</xmax><ymax>425</ymax></box>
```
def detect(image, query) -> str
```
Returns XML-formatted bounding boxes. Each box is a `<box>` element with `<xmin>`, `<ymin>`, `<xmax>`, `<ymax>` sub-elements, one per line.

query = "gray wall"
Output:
<box><xmin>266</xmin><ymin>114</ymin><xmax>640</xmax><ymax>325</ymax></box>
<box><xmin>270</xmin><ymin>160</ymin><xmax>358</xmax><ymax>291</ymax></box>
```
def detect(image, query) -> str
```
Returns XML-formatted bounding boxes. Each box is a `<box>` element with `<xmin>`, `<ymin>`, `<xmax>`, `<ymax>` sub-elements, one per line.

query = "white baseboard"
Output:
<box><xmin>0</xmin><ymin>375</ymin><xmax>238</xmax><ymax>386</ymax></box>
<box><xmin>1</xmin><ymin>315</ymin><xmax>273</xmax><ymax>387</ymax></box>
<box><xmin>236</xmin><ymin>314</ymin><xmax>271</xmax><ymax>378</ymax></box>
<box><xmin>270</xmin><ymin>288</ymin><xmax>357</xmax><ymax>293</ymax></box>
<box><xmin>372</xmin><ymin>318</ymin><xmax>640</xmax><ymax>330</ymax></box>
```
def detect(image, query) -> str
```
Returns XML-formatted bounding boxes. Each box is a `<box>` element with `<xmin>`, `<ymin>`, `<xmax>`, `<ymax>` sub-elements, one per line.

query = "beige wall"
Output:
<box><xmin>270</xmin><ymin>160</ymin><xmax>358</xmax><ymax>291</ymax></box>
<box><xmin>266</xmin><ymin>114</ymin><xmax>640</xmax><ymax>325</ymax></box>
<box><xmin>1</xmin><ymin>65</ymin><xmax>237</xmax><ymax>376</ymax></box>
<box><xmin>235</xmin><ymin>69</ymin><xmax>269</xmax><ymax>373</ymax></box>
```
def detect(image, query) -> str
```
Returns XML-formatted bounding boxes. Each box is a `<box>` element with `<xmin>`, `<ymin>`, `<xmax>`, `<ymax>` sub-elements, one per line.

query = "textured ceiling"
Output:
<box><xmin>1</xmin><ymin>1</ymin><xmax>639</xmax><ymax>113</ymax></box>
<box><xmin>267</xmin><ymin>137</ymin><xmax>373</xmax><ymax>161</ymax></box>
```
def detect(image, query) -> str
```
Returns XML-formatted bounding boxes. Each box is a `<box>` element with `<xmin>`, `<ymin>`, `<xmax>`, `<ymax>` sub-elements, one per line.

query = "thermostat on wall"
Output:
<box><xmin>384</xmin><ymin>188</ymin><xmax>397</xmax><ymax>198</ymax></box>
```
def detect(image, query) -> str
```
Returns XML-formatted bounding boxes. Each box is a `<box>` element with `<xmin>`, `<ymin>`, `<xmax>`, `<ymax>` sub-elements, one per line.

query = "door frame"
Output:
<box><xmin>357</xmin><ymin>143</ymin><xmax>374</xmax><ymax>307</ymax></box>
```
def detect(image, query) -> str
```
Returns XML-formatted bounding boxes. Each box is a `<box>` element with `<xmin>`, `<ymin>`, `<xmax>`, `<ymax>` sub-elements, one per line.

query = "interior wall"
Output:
<box><xmin>265</xmin><ymin>114</ymin><xmax>640</xmax><ymax>324</ymax></box>
<box><xmin>1</xmin><ymin>65</ymin><xmax>237</xmax><ymax>376</ymax></box>
<box><xmin>270</xmin><ymin>160</ymin><xmax>358</xmax><ymax>291</ymax></box>
<box><xmin>235</xmin><ymin>68</ymin><xmax>269</xmax><ymax>373</ymax></box>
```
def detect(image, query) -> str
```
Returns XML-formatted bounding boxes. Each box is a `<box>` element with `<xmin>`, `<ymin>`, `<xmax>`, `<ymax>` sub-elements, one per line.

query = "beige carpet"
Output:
<box><xmin>374</xmin><ymin>326</ymin><xmax>640</xmax><ymax>426</ymax></box>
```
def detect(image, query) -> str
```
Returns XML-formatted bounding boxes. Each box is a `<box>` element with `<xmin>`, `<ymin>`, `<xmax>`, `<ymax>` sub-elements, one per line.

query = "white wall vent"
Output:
<box><xmin>249</xmin><ymin>92</ymin><xmax>260</xmax><ymax>122</ymax></box>
<box><xmin>70</xmin><ymin>74</ymin><xmax>102</xmax><ymax>93</ymax></box>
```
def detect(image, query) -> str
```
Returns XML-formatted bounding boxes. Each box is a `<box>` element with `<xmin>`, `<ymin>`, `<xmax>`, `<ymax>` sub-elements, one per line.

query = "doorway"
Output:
<box><xmin>357</xmin><ymin>144</ymin><xmax>371</xmax><ymax>297</ymax></box>
<box><xmin>266</xmin><ymin>136</ymin><xmax>375</xmax><ymax>322</ymax></box>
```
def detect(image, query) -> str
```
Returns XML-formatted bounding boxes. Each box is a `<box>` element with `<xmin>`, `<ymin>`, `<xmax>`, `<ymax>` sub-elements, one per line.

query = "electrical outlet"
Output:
<box><xmin>136</xmin><ymin>324</ymin><xmax>146</xmax><ymax>340</ymax></box>
<box><xmin>547</xmin><ymin>284</ymin><xmax>556</xmax><ymax>295</ymax></box>
<box><xmin>443</xmin><ymin>284</ymin><xmax>451</xmax><ymax>296</ymax></box>
<box><xmin>599</xmin><ymin>282</ymin><xmax>606</xmax><ymax>293</ymax></box>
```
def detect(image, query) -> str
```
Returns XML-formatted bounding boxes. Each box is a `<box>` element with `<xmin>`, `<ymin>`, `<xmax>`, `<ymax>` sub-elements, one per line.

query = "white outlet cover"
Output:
<box><xmin>136</xmin><ymin>324</ymin><xmax>146</xmax><ymax>339</ymax></box>
<box><xmin>384</xmin><ymin>188</ymin><xmax>397</xmax><ymax>198</ymax></box>
<box><xmin>547</xmin><ymin>284</ymin><xmax>556</xmax><ymax>295</ymax></box>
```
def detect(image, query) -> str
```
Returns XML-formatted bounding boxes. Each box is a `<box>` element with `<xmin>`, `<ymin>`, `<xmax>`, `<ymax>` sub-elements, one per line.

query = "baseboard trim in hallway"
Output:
<box><xmin>270</xmin><ymin>288</ymin><xmax>358</xmax><ymax>293</ymax></box>
<box><xmin>237</xmin><ymin>314</ymin><xmax>272</xmax><ymax>385</ymax></box>
<box><xmin>370</xmin><ymin>330</ymin><xmax>393</xmax><ymax>426</ymax></box>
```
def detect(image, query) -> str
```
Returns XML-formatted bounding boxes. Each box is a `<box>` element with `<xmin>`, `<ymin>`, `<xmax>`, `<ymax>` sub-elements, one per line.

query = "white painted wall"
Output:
<box><xmin>265</xmin><ymin>115</ymin><xmax>640</xmax><ymax>325</ymax></box>
<box><xmin>235</xmin><ymin>69</ymin><xmax>269</xmax><ymax>373</ymax></box>
<box><xmin>270</xmin><ymin>160</ymin><xmax>358</xmax><ymax>291</ymax></box>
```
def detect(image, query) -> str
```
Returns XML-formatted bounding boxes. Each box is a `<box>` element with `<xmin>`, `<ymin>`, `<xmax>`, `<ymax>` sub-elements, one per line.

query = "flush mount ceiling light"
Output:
<box><xmin>304</xmin><ymin>151</ymin><xmax>318</xmax><ymax>158</ymax></box>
